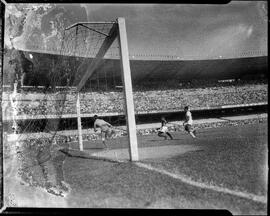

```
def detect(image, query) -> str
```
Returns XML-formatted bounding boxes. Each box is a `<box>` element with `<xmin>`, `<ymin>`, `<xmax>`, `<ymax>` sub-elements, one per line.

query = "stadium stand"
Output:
<box><xmin>2</xmin><ymin>79</ymin><xmax>268</xmax><ymax>116</ymax></box>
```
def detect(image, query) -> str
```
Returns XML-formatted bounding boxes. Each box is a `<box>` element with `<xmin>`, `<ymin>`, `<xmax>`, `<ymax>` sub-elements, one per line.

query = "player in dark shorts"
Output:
<box><xmin>93</xmin><ymin>115</ymin><xmax>116</xmax><ymax>149</ymax></box>
<box><xmin>183</xmin><ymin>106</ymin><xmax>196</xmax><ymax>138</ymax></box>
<box><xmin>157</xmin><ymin>117</ymin><xmax>173</xmax><ymax>140</ymax></box>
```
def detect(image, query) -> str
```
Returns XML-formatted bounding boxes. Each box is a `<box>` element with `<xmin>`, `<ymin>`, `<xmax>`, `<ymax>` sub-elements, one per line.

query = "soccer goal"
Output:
<box><xmin>59</xmin><ymin>18</ymin><xmax>139</xmax><ymax>161</ymax></box>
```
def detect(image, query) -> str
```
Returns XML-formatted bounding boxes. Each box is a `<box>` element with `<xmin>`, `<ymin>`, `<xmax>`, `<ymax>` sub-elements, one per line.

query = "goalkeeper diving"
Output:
<box><xmin>93</xmin><ymin>115</ymin><xmax>116</xmax><ymax>149</ymax></box>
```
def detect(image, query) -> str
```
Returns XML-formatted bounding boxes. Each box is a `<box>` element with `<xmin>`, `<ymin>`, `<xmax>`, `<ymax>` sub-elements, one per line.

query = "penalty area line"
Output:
<box><xmin>135</xmin><ymin>162</ymin><xmax>267</xmax><ymax>204</ymax></box>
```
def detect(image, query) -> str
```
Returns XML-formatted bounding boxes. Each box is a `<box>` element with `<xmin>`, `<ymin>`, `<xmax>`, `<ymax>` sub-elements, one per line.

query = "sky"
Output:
<box><xmin>5</xmin><ymin>2</ymin><xmax>268</xmax><ymax>60</ymax></box>
<box><xmin>81</xmin><ymin>2</ymin><xmax>267</xmax><ymax>59</ymax></box>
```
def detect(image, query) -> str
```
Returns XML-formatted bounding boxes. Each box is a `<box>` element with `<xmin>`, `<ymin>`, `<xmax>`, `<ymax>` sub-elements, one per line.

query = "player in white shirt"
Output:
<box><xmin>183</xmin><ymin>106</ymin><xmax>197</xmax><ymax>138</ymax></box>
<box><xmin>93</xmin><ymin>115</ymin><xmax>116</xmax><ymax>149</ymax></box>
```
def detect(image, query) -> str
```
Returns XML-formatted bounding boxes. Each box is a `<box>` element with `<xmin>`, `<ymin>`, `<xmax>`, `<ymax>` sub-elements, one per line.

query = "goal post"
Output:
<box><xmin>68</xmin><ymin>17</ymin><xmax>138</xmax><ymax>161</ymax></box>
<box><xmin>117</xmin><ymin>18</ymin><xmax>138</xmax><ymax>161</ymax></box>
<box><xmin>76</xmin><ymin>92</ymin><xmax>83</xmax><ymax>151</ymax></box>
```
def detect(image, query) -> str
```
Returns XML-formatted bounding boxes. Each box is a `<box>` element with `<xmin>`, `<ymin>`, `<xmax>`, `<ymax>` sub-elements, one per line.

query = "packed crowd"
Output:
<box><xmin>5</xmin><ymin>82</ymin><xmax>267</xmax><ymax>116</ymax></box>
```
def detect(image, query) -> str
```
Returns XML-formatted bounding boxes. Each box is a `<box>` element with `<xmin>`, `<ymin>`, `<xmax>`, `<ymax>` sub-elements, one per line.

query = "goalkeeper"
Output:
<box><xmin>93</xmin><ymin>115</ymin><xmax>116</xmax><ymax>149</ymax></box>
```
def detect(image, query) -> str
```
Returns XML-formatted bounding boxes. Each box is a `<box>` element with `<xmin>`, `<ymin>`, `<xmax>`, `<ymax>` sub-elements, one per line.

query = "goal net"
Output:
<box><xmin>56</xmin><ymin>21</ymin><xmax>127</xmax><ymax>152</ymax></box>
<box><xmin>3</xmin><ymin>17</ymin><xmax>138</xmax><ymax>200</ymax></box>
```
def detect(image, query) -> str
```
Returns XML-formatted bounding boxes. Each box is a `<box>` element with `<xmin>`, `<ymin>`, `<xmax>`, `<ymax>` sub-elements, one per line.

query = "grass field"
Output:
<box><xmin>2</xmin><ymin>118</ymin><xmax>267</xmax><ymax>214</ymax></box>
<box><xmin>58</xmin><ymin>121</ymin><xmax>267</xmax><ymax>214</ymax></box>
<box><xmin>147</xmin><ymin>124</ymin><xmax>267</xmax><ymax>197</ymax></box>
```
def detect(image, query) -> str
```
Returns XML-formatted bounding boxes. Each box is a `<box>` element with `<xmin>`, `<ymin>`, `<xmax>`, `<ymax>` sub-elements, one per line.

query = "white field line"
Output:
<box><xmin>135</xmin><ymin>162</ymin><xmax>267</xmax><ymax>204</ymax></box>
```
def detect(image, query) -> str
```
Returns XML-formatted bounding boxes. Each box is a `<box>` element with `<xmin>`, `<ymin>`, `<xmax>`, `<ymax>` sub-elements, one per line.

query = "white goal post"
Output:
<box><xmin>68</xmin><ymin>17</ymin><xmax>139</xmax><ymax>161</ymax></box>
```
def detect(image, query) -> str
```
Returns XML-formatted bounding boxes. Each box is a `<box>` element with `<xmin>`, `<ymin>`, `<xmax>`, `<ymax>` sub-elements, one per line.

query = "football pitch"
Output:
<box><xmin>3</xmin><ymin>121</ymin><xmax>267</xmax><ymax>215</ymax></box>
<box><xmin>60</xmin><ymin>122</ymin><xmax>267</xmax><ymax>214</ymax></box>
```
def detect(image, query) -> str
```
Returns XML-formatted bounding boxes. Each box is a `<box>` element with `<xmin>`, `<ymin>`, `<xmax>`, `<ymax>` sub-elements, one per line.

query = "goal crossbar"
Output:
<box><xmin>65</xmin><ymin>21</ymin><xmax>116</xmax><ymax>31</ymax></box>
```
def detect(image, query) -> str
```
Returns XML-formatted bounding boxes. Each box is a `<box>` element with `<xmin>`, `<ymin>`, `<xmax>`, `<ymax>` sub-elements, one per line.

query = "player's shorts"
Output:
<box><xmin>101</xmin><ymin>128</ymin><xmax>115</xmax><ymax>140</ymax></box>
<box><xmin>184</xmin><ymin>124</ymin><xmax>192</xmax><ymax>132</ymax></box>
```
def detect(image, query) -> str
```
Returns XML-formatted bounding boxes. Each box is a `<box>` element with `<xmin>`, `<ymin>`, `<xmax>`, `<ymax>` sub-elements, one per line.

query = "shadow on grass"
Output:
<box><xmin>148</xmin><ymin>138</ymin><xmax>185</xmax><ymax>142</ymax></box>
<box><xmin>59</xmin><ymin>148</ymin><xmax>124</xmax><ymax>163</ymax></box>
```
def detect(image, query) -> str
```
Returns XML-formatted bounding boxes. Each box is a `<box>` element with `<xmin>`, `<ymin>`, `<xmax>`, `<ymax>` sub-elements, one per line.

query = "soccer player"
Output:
<box><xmin>157</xmin><ymin>117</ymin><xmax>173</xmax><ymax>140</ymax></box>
<box><xmin>93</xmin><ymin>115</ymin><xmax>115</xmax><ymax>149</ymax></box>
<box><xmin>183</xmin><ymin>106</ymin><xmax>197</xmax><ymax>138</ymax></box>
